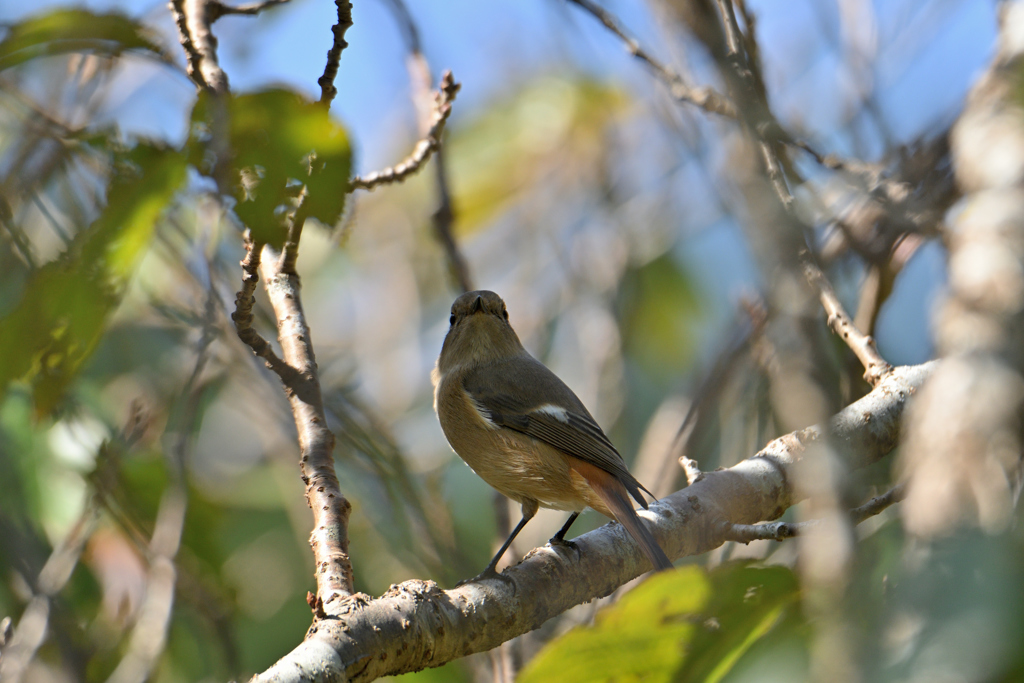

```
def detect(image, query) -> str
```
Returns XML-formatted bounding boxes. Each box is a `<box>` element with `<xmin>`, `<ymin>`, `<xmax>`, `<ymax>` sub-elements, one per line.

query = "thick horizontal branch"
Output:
<box><xmin>253</xmin><ymin>362</ymin><xmax>936</xmax><ymax>682</ymax></box>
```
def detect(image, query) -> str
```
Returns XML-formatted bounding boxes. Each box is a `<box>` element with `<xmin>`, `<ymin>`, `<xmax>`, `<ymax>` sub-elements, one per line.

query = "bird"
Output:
<box><xmin>432</xmin><ymin>290</ymin><xmax>673</xmax><ymax>580</ymax></box>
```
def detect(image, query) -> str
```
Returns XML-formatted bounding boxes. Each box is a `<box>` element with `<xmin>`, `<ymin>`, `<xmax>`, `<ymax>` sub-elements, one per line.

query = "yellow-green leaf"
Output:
<box><xmin>189</xmin><ymin>89</ymin><xmax>352</xmax><ymax>247</ymax></box>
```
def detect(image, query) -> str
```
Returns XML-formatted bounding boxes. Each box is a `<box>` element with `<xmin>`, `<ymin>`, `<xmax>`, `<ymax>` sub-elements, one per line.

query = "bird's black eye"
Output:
<box><xmin>502</xmin><ymin>308</ymin><xmax>509</xmax><ymax>321</ymax></box>
<box><xmin>449</xmin><ymin>314</ymin><xmax>456</xmax><ymax>326</ymax></box>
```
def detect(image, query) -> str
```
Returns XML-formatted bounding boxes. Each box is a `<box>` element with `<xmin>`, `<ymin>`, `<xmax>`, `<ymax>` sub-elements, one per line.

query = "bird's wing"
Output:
<box><xmin>462</xmin><ymin>356</ymin><xmax>653</xmax><ymax>507</ymax></box>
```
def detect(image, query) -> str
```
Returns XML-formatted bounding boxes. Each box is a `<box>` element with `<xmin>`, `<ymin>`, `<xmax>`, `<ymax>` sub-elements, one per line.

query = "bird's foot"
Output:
<box><xmin>548</xmin><ymin>535</ymin><xmax>581</xmax><ymax>561</ymax></box>
<box><xmin>455</xmin><ymin>565</ymin><xmax>517</xmax><ymax>593</ymax></box>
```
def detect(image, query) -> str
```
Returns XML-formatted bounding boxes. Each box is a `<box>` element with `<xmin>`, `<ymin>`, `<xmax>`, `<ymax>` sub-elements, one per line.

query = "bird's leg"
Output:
<box><xmin>548</xmin><ymin>511</ymin><xmax>582</xmax><ymax>561</ymax></box>
<box><xmin>458</xmin><ymin>500</ymin><xmax>537</xmax><ymax>588</ymax></box>
<box><xmin>549</xmin><ymin>512</ymin><xmax>580</xmax><ymax>546</ymax></box>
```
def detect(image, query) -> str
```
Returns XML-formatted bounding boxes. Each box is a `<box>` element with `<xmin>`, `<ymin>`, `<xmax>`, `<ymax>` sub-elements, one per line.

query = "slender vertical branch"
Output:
<box><xmin>318</xmin><ymin>0</ymin><xmax>354</xmax><ymax>107</ymax></box>
<box><xmin>803</xmin><ymin>259</ymin><xmax>892</xmax><ymax>386</ymax></box>
<box><xmin>259</xmin><ymin>246</ymin><xmax>354</xmax><ymax>608</ymax></box>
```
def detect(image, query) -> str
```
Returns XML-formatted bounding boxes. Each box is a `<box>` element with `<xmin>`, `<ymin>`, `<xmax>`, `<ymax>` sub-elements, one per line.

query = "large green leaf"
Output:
<box><xmin>0</xmin><ymin>9</ymin><xmax>169</xmax><ymax>71</ymax></box>
<box><xmin>519</xmin><ymin>567</ymin><xmax>711</xmax><ymax>683</ymax></box>
<box><xmin>190</xmin><ymin>89</ymin><xmax>352</xmax><ymax>247</ymax></box>
<box><xmin>0</xmin><ymin>143</ymin><xmax>186</xmax><ymax>415</ymax></box>
<box><xmin>519</xmin><ymin>564</ymin><xmax>802</xmax><ymax>683</ymax></box>
<box><xmin>676</xmin><ymin>564</ymin><xmax>801</xmax><ymax>683</ymax></box>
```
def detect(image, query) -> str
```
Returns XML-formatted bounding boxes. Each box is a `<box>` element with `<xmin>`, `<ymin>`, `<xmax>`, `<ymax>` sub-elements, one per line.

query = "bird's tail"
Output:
<box><xmin>572</xmin><ymin>461</ymin><xmax>673</xmax><ymax>571</ymax></box>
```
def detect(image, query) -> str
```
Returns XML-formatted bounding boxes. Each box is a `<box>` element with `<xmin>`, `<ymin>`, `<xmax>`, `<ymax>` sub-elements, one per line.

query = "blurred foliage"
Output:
<box><xmin>448</xmin><ymin>76</ymin><xmax>628</xmax><ymax>235</ymax></box>
<box><xmin>189</xmin><ymin>89</ymin><xmax>352</xmax><ymax>247</ymax></box>
<box><xmin>0</xmin><ymin>142</ymin><xmax>185</xmax><ymax>416</ymax></box>
<box><xmin>0</xmin><ymin>9</ymin><xmax>169</xmax><ymax>72</ymax></box>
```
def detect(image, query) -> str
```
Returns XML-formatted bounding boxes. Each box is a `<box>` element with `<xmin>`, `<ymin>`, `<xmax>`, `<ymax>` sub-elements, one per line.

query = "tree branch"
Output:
<box><xmin>207</xmin><ymin>0</ymin><xmax>291</xmax><ymax>21</ymax></box>
<box><xmin>349</xmin><ymin>71</ymin><xmax>460</xmax><ymax>192</ymax></box>
<box><xmin>253</xmin><ymin>362</ymin><xmax>935</xmax><ymax>682</ymax></box>
<box><xmin>382</xmin><ymin>0</ymin><xmax>472</xmax><ymax>292</ymax></box>
<box><xmin>722</xmin><ymin>482</ymin><xmax>907</xmax><ymax>543</ymax></box>
<box><xmin>258</xmin><ymin>246</ymin><xmax>354</xmax><ymax>610</ymax></box>
<box><xmin>803</xmin><ymin>259</ymin><xmax>892</xmax><ymax>386</ymax></box>
<box><xmin>318</xmin><ymin>0</ymin><xmax>354</xmax><ymax>108</ymax></box>
<box><xmin>565</xmin><ymin>0</ymin><xmax>736</xmax><ymax>118</ymax></box>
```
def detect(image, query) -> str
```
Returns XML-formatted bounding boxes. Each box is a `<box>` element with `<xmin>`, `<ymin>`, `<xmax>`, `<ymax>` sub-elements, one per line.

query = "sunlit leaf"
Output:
<box><xmin>619</xmin><ymin>252</ymin><xmax>701</xmax><ymax>382</ymax></box>
<box><xmin>0</xmin><ymin>142</ymin><xmax>186</xmax><ymax>416</ymax></box>
<box><xmin>0</xmin><ymin>9</ymin><xmax>169</xmax><ymax>71</ymax></box>
<box><xmin>518</xmin><ymin>566</ymin><xmax>710</xmax><ymax>683</ymax></box>
<box><xmin>520</xmin><ymin>564</ymin><xmax>802</xmax><ymax>683</ymax></box>
<box><xmin>677</xmin><ymin>564</ymin><xmax>801</xmax><ymax>683</ymax></box>
<box><xmin>189</xmin><ymin>89</ymin><xmax>352</xmax><ymax>247</ymax></box>
<box><xmin>448</xmin><ymin>77</ymin><xmax>630</xmax><ymax>235</ymax></box>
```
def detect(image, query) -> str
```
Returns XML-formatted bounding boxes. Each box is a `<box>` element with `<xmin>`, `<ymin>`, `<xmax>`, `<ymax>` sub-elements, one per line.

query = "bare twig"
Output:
<box><xmin>0</xmin><ymin>503</ymin><xmax>99</xmax><ymax>683</ymax></box>
<box><xmin>803</xmin><ymin>259</ymin><xmax>892</xmax><ymax>386</ymax></box>
<box><xmin>565</xmin><ymin>0</ymin><xmax>736</xmax><ymax>118</ymax></box>
<box><xmin>383</xmin><ymin>0</ymin><xmax>472</xmax><ymax>291</ymax></box>
<box><xmin>179</xmin><ymin>0</ymin><xmax>230</xmax><ymax>94</ymax></box>
<box><xmin>105</xmin><ymin>486</ymin><xmax>187</xmax><ymax>683</ymax></box>
<box><xmin>231</xmin><ymin>235</ymin><xmax>297</xmax><ymax>380</ymax></box>
<box><xmin>318</xmin><ymin>0</ymin><xmax>354</xmax><ymax>107</ymax></box>
<box><xmin>207</xmin><ymin>0</ymin><xmax>291</xmax><ymax>21</ymax></box>
<box><xmin>850</xmin><ymin>483</ymin><xmax>906</xmax><ymax>523</ymax></box>
<box><xmin>259</xmin><ymin>245</ymin><xmax>354</xmax><ymax>610</ymax></box>
<box><xmin>349</xmin><ymin>72</ymin><xmax>461</xmax><ymax>191</ymax></box>
<box><xmin>722</xmin><ymin>482</ymin><xmax>907</xmax><ymax>543</ymax></box>
<box><xmin>253</xmin><ymin>363</ymin><xmax>935</xmax><ymax>682</ymax></box>
<box><xmin>168</xmin><ymin>0</ymin><xmax>207</xmax><ymax>89</ymax></box>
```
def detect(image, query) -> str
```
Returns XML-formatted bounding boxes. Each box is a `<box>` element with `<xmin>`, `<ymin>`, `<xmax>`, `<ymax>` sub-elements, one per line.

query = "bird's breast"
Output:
<box><xmin>434</xmin><ymin>372</ymin><xmax>590</xmax><ymax>512</ymax></box>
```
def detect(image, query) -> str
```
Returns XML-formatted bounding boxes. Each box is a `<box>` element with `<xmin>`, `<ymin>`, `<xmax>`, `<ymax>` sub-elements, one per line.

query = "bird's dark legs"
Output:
<box><xmin>483</xmin><ymin>512</ymin><xmax>533</xmax><ymax>574</ymax></box>
<box><xmin>459</xmin><ymin>500</ymin><xmax>537</xmax><ymax>587</ymax></box>
<box><xmin>549</xmin><ymin>511</ymin><xmax>580</xmax><ymax>545</ymax></box>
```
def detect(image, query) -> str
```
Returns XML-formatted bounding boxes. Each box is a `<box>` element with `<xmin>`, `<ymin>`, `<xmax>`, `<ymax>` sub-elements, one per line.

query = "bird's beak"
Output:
<box><xmin>472</xmin><ymin>295</ymin><xmax>483</xmax><ymax>314</ymax></box>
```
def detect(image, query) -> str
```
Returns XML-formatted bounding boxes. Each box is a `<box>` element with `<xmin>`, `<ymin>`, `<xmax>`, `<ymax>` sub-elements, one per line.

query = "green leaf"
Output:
<box><xmin>519</xmin><ymin>564</ymin><xmax>803</xmax><ymax>683</ymax></box>
<box><xmin>518</xmin><ymin>566</ymin><xmax>711</xmax><ymax>683</ymax></box>
<box><xmin>0</xmin><ymin>9</ymin><xmax>168</xmax><ymax>71</ymax></box>
<box><xmin>0</xmin><ymin>143</ymin><xmax>186</xmax><ymax>416</ymax></box>
<box><xmin>619</xmin><ymin>252</ymin><xmax>701</xmax><ymax>382</ymax></box>
<box><xmin>189</xmin><ymin>89</ymin><xmax>352</xmax><ymax>247</ymax></box>
<box><xmin>677</xmin><ymin>564</ymin><xmax>801</xmax><ymax>683</ymax></box>
<box><xmin>448</xmin><ymin>77</ymin><xmax>630</xmax><ymax>236</ymax></box>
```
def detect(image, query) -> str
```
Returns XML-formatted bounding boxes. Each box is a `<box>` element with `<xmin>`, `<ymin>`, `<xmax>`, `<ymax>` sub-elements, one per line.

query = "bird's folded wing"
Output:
<box><xmin>462</xmin><ymin>358</ymin><xmax>652</xmax><ymax>507</ymax></box>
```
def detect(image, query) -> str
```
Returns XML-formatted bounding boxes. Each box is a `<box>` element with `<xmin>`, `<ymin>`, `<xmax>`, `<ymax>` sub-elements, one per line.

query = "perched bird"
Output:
<box><xmin>433</xmin><ymin>290</ymin><xmax>673</xmax><ymax>578</ymax></box>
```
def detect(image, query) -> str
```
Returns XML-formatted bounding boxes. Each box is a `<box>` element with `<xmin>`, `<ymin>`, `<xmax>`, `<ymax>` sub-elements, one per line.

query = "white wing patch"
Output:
<box><xmin>534</xmin><ymin>404</ymin><xmax>570</xmax><ymax>423</ymax></box>
<box><xmin>468</xmin><ymin>396</ymin><xmax>501</xmax><ymax>429</ymax></box>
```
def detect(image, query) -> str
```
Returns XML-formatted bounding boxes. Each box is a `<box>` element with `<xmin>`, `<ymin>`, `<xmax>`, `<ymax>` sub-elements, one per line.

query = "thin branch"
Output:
<box><xmin>105</xmin><ymin>486</ymin><xmax>187</xmax><ymax>683</ymax></box>
<box><xmin>565</xmin><ymin>0</ymin><xmax>736</xmax><ymax>118</ymax></box>
<box><xmin>803</xmin><ymin>259</ymin><xmax>892</xmax><ymax>386</ymax></box>
<box><xmin>259</xmin><ymin>245</ymin><xmax>354</xmax><ymax>611</ymax></box>
<box><xmin>207</xmin><ymin>0</ymin><xmax>291</xmax><ymax>21</ymax></box>
<box><xmin>349</xmin><ymin>71</ymin><xmax>461</xmax><ymax>191</ymax></box>
<box><xmin>0</xmin><ymin>502</ymin><xmax>99</xmax><ymax>683</ymax></box>
<box><xmin>278</xmin><ymin>187</ymin><xmax>309</xmax><ymax>276</ymax></box>
<box><xmin>253</xmin><ymin>362</ymin><xmax>935</xmax><ymax>682</ymax></box>
<box><xmin>177</xmin><ymin>0</ymin><xmax>230</xmax><ymax>94</ymax></box>
<box><xmin>721</xmin><ymin>482</ymin><xmax>907</xmax><ymax>543</ymax></box>
<box><xmin>850</xmin><ymin>482</ymin><xmax>906</xmax><ymax>524</ymax></box>
<box><xmin>168</xmin><ymin>0</ymin><xmax>207</xmax><ymax>89</ymax></box>
<box><xmin>231</xmin><ymin>235</ymin><xmax>298</xmax><ymax>381</ymax></box>
<box><xmin>383</xmin><ymin>0</ymin><xmax>472</xmax><ymax>292</ymax></box>
<box><xmin>318</xmin><ymin>0</ymin><xmax>354</xmax><ymax>107</ymax></box>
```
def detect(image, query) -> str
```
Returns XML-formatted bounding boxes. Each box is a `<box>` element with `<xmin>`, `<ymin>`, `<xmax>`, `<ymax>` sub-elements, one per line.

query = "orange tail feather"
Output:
<box><xmin>572</xmin><ymin>460</ymin><xmax>673</xmax><ymax>571</ymax></box>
